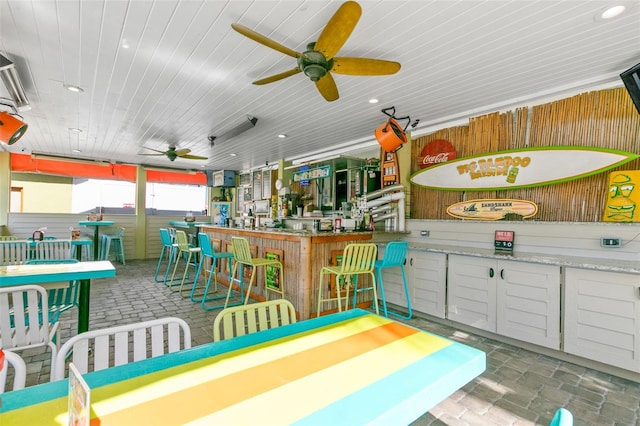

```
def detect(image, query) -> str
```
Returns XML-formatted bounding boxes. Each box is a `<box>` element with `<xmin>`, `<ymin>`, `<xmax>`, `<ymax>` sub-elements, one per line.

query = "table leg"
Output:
<box><xmin>93</xmin><ymin>227</ymin><xmax>100</xmax><ymax>260</ymax></box>
<box><xmin>78</xmin><ymin>278</ymin><xmax>91</xmax><ymax>333</ymax></box>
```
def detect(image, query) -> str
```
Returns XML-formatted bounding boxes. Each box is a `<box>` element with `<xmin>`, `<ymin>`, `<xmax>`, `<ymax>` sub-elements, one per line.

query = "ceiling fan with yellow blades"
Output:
<box><xmin>141</xmin><ymin>146</ymin><xmax>208</xmax><ymax>162</ymax></box>
<box><xmin>232</xmin><ymin>1</ymin><xmax>401</xmax><ymax>102</ymax></box>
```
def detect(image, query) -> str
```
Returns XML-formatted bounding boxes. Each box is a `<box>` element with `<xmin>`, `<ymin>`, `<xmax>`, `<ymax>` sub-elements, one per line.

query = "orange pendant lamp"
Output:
<box><xmin>375</xmin><ymin>106</ymin><xmax>413</xmax><ymax>153</ymax></box>
<box><xmin>0</xmin><ymin>111</ymin><xmax>28</xmax><ymax>145</ymax></box>
<box><xmin>375</xmin><ymin>118</ymin><xmax>407</xmax><ymax>153</ymax></box>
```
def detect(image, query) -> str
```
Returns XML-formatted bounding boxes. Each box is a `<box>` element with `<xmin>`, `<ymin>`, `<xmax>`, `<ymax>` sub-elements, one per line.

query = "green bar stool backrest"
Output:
<box><xmin>231</xmin><ymin>237</ymin><xmax>253</xmax><ymax>264</ymax></box>
<box><xmin>377</xmin><ymin>241</ymin><xmax>408</xmax><ymax>268</ymax></box>
<box><xmin>339</xmin><ymin>243</ymin><xmax>377</xmax><ymax>274</ymax></box>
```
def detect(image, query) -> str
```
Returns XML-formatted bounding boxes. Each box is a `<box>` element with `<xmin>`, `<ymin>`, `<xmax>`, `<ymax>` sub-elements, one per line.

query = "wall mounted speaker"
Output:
<box><xmin>620</xmin><ymin>62</ymin><xmax>640</xmax><ymax>115</ymax></box>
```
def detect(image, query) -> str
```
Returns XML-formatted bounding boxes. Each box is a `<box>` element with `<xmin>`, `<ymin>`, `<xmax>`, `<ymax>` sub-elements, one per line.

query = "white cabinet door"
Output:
<box><xmin>496</xmin><ymin>259</ymin><xmax>560</xmax><ymax>349</ymax></box>
<box><xmin>564</xmin><ymin>268</ymin><xmax>640</xmax><ymax>372</ymax></box>
<box><xmin>447</xmin><ymin>254</ymin><xmax>497</xmax><ymax>331</ymax></box>
<box><xmin>409</xmin><ymin>250</ymin><xmax>446</xmax><ymax>318</ymax></box>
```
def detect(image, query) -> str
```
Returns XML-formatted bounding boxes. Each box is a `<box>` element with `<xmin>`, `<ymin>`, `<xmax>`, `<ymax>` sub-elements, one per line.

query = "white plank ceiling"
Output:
<box><xmin>0</xmin><ymin>0</ymin><xmax>639</xmax><ymax>172</ymax></box>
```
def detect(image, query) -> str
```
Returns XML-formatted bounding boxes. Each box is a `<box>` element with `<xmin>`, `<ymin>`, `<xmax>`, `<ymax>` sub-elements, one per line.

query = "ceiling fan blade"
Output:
<box><xmin>315</xmin><ymin>1</ymin><xmax>362</xmax><ymax>60</ymax></box>
<box><xmin>232</xmin><ymin>23</ymin><xmax>301</xmax><ymax>59</ymax></box>
<box><xmin>180</xmin><ymin>154</ymin><xmax>208</xmax><ymax>160</ymax></box>
<box><xmin>315</xmin><ymin>72</ymin><xmax>339</xmax><ymax>102</ymax></box>
<box><xmin>331</xmin><ymin>57</ymin><xmax>401</xmax><ymax>76</ymax></box>
<box><xmin>253</xmin><ymin>68</ymin><xmax>301</xmax><ymax>85</ymax></box>
<box><xmin>174</xmin><ymin>148</ymin><xmax>191</xmax><ymax>156</ymax></box>
<box><xmin>141</xmin><ymin>147</ymin><xmax>167</xmax><ymax>155</ymax></box>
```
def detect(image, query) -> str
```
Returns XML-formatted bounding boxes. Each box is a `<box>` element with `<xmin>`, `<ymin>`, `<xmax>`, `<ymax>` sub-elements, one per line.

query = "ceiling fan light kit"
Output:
<box><xmin>231</xmin><ymin>1</ymin><xmax>401</xmax><ymax>102</ymax></box>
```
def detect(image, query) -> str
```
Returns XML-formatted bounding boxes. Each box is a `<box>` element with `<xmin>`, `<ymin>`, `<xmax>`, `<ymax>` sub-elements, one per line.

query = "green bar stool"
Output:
<box><xmin>100</xmin><ymin>227</ymin><xmax>126</xmax><ymax>265</ymax></box>
<box><xmin>169</xmin><ymin>230</ymin><xmax>200</xmax><ymax>296</ymax></box>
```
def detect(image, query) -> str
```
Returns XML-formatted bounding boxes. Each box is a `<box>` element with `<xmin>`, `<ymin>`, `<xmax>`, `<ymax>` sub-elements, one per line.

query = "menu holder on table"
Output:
<box><xmin>68</xmin><ymin>363</ymin><xmax>90</xmax><ymax>426</ymax></box>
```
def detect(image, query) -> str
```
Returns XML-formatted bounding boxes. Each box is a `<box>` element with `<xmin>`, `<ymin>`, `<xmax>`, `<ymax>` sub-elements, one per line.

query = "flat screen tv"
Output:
<box><xmin>620</xmin><ymin>62</ymin><xmax>640</xmax><ymax>114</ymax></box>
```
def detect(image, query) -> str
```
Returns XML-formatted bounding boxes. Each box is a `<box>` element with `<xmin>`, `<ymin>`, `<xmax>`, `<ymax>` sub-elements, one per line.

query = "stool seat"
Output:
<box><xmin>224</xmin><ymin>236</ymin><xmax>284</xmax><ymax>307</ymax></box>
<box><xmin>373</xmin><ymin>241</ymin><xmax>412</xmax><ymax>319</ymax></box>
<box><xmin>100</xmin><ymin>227</ymin><xmax>125</xmax><ymax>264</ymax></box>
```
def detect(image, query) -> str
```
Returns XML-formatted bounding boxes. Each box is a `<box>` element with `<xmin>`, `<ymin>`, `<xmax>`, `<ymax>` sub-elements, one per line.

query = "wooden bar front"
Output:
<box><xmin>201</xmin><ymin>226</ymin><xmax>373</xmax><ymax>320</ymax></box>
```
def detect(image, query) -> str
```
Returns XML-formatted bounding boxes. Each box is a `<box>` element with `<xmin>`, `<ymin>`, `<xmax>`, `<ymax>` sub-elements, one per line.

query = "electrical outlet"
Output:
<box><xmin>420</xmin><ymin>230</ymin><xmax>429</xmax><ymax>237</ymax></box>
<box><xmin>600</xmin><ymin>237</ymin><xmax>621</xmax><ymax>247</ymax></box>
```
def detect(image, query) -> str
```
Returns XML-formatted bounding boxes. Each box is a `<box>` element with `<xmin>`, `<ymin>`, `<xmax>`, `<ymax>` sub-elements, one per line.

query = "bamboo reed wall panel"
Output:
<box><xmin>411</xmin><ymin>88</ymin><xmax>640</xmax><ymax>222</ymax></box>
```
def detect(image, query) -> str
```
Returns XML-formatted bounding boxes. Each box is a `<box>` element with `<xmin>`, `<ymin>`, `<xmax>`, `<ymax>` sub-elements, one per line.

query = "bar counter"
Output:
<box><xmin>201</xmin><ymin>226</ymin><xmax>373</xmax><ymax>319</ymax></box>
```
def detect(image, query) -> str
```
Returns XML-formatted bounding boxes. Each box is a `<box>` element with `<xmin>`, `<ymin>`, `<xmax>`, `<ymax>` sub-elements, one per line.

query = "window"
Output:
<box><xmin>145</xmin><ymin>182</ymin><xmax>207</xmax><ymax>215</ymax></box>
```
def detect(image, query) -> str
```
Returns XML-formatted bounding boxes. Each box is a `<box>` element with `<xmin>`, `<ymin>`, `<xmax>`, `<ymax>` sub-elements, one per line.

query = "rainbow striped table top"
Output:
<box><xmin>0</xmin><ymin>309</ymin><xmax>486</xmax><ymax>425</ymax></box>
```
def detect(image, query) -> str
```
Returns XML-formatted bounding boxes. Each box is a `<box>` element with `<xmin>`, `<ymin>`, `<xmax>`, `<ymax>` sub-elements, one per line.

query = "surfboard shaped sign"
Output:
<box><xmin>410</xmin><ymin>146</ymin><xmax>639</xmax><ymax>191</ymax></box>
<box><xmin>447</xmin><ymin>199</ymin><xmax>538</xmax><ymax>220</ymax></box>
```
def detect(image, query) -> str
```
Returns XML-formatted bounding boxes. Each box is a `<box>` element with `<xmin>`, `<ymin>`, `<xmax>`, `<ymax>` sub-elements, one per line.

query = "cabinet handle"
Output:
<box><xmin>489</xmin><ymin>268</ymin><xmax>494</xmax><ymax>278</ymax></box>
<box><xmin>500</xmin><ymin>269</ymin><xmax>504</xmax><ymax>280</ymax></box>
<box><xmin>410</xmin><ymin>258</ymin><xmax>413</xmax><ymax>266</ymax></box>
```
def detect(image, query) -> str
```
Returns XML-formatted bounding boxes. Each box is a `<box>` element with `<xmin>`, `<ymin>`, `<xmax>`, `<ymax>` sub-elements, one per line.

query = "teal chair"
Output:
<box><xmin>25</xmin><ymin>259</ymin><xmax>80</xmax><ymax>323</ymax></box>
<box><xmin>549</xmin><ymin>408</ymin><xmax>573</xmax><ymax>426</ymax></box>
<box><xmin>190</xmin><ymin>232</ymin><xmax>235</xmax><ymax>310</ymax></box>
<box><xmin>154</xmin><ymin>228</ymin><xmax>178</xmax><ymax>284</ymax></box>
<box><xmin>100</xmin><ymin>227</ymin><xmax>125</xmax><ymax>264</ymax></box>
<box><xmin>372</xmin><ymin>241</ymin><xmax>412</xmax><ymax>319</ymax></box>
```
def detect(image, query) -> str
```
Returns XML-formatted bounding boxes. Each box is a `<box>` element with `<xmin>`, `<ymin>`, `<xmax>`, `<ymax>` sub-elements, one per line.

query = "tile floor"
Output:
<box><xmin>12</xmin><ymin>260</ymin><xmax>640</xmax><ymax>425</ymax></box>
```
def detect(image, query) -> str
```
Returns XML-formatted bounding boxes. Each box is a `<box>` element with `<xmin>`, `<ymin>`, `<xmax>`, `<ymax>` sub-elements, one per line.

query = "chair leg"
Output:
<box><xmin>243</xmin><ymin>266</ymin><xmax>257</xmax><ymax>305</ymax></box>
<box><xmin>163</xmin><ymin>246</ymin><xmax>178</xmax><ymax>286</ymax></box>
<box><xmin>212</xmin><ymin>257</ymin><xmax>241</xmax><ymax>311</ymax></box>
<box><xmin>154</xmin><ymin>245</ymin><xmax>168</xmax><ymax>282</ymax></box>
<box><xmin>168</xmin><ymin>250</ymin><xmax>184</xmax><ymax>291</ymax></box>
<box><xmin>179</xmin><ymin>252</ymin><xmax>196</xmax><ymax>297</ymax></box>
<box><xmin>375</xmin><ymin>268</ymin><xmax>389</xmax><ymax>318</ymax></box>
<box><xmin>385</xmin><ymin>266</ymin><xmax>412</xmax><ymax>320</ymax></box>
<box><xmin>189</xmin><ymin>255</ymin><xmax>206</xmax><ymax>302</ymax></box>
<box><xmin>224</xmin><ymin>261</ymin><xmax>241</xmax><ymax>308</ymax></box>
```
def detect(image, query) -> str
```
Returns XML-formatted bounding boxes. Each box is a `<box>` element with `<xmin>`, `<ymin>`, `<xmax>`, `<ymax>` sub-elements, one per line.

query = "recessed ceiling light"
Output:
<box><xmin>230</xmin><ymin>153</ymin><xmax>238</xmax><ymax>157</ymax></box>
<box><xmin>369</xmin><ymin>98</ymin><xmax>379</xmax><ymax>104</ymax></box>
<box><xmin>277</xmin><ymin>134</ymin><xmax>287</xmax><ymax>138</ymax></box>
<box><xmin>599</xmin><ymin>5</ymin><xmax>626</xmax><ymax>20</ymax></box>
<box><xmin>68</xmin><ymin>127</ymin><xmax>83</xmax><ymax>133</ymax></box>
<box><xmin>71</xmin><ymin>148</ymin><xmax>82</xmax><ymax>153</ymax></box>
<box><xmin>64</xmin><ymin>84</ymin><xmax>84</xmax><ymax>93</ymax></box>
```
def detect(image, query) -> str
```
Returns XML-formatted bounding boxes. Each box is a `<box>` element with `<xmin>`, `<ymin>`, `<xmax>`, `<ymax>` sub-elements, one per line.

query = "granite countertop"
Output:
<box><xmin>408</xmin><ymin>243</ymin><xmax>640</xmax><ymax>274</ymax></box>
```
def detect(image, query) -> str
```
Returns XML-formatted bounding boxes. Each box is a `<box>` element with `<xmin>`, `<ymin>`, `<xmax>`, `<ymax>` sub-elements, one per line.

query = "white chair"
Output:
<box><xmin>0</xmin><ymin>285</ymin><xmax>60</xmax><ymax>368</ymax></box>
<box><xmin>0</xmin><ymin>349</ymin><xmax>27</xmax><ymax>393</ymax></box>
<box><xmin>52</xmin><ymin>317</ymin><xmax>191</xmax><ymax>381</ymax></box>
<box><xmin>33</xmin><ymin>240</ymin><xmax>73</xmax><ymax>260</ymax></box>
<box><xmin>213</xmin><ymin>299</ymin><xmax>296</xmax><ymax>342</ymax></box>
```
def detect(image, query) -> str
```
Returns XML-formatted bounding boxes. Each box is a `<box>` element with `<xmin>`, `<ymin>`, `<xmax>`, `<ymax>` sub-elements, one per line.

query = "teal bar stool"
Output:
<box><xmin>100</xmin><ymin>227</ymin><xmax>125</xmax><ymax>264</ymax></box>
<box><xmin>373</xmin><ymin>241</ymin><xmax>412</xmax><ymax>319</ymax></box>
<box><xmin>154</xmin><ymin>228</ymin><xmax>178</xmax><ymax>284</ymax></box>
<box><xmin>190</xmin><ymin>232</ymin><xmax>236</xmax><ymax>311</ymax></box>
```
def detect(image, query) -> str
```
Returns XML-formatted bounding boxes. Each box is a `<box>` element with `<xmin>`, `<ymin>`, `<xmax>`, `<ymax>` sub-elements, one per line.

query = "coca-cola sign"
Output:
<box><xmin>418</xmin><ymin>139</ymin><xmax>457</xmax><ymax>169</ymax></box>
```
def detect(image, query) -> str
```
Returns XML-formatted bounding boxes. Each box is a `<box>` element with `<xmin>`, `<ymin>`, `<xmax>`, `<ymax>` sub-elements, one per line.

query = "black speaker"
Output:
<box><xmin>620</xmin><ymin>62</ymin><xmax>640</xmax><ymax>115</ymax></box>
